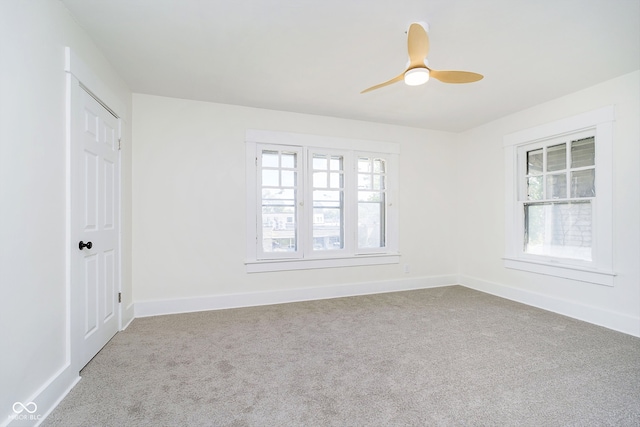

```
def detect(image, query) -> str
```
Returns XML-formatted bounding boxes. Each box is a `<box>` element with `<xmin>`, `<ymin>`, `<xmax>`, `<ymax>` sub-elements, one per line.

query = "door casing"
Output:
<box><xmin>66</xmin><ymin>47</ymin><xmax>123</xmax><ymax>373</ymax></box>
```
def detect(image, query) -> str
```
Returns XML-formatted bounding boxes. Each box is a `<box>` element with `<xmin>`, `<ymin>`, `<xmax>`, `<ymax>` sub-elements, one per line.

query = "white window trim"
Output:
<box><xmin>245</xmin><ymin>129</ymin><xmax>400</xmax><ymax>273</ymax></box>
<box><xmin>503</xmin><ymin>106</ymin><xmax>616</xmax><ymax>286</ymax></box>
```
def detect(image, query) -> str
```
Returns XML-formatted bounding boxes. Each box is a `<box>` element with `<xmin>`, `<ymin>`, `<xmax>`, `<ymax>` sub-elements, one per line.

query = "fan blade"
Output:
<box><xmin>407</xmin><ymin>23</ymin><xmax>429</xmax><ymax>67</ymax></box>
<box><xmin>429</xmin><ymin>69</ymin><xmax>483</xmax><ymax>83</ymax></box>
<box><xmin>361</xmin><ymin>73</ymin><xmax>405</xmax><ymax>93</ymax></box>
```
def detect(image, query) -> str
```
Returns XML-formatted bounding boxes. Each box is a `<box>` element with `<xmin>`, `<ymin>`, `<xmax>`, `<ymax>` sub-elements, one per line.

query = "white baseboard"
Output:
<box><xmin>459</xmin><ymin>275</ymin><xmax>640</xmax><ymax>337</ymax></box>
<box><xmin>134</xmin><ymin>275</ymin><xmax>457</xmax><ymax>318</ymax></box>
<box><xmin>3</xmin><ymin>364</ymin><xmax>80</xmax><ymax>427</ymax></box>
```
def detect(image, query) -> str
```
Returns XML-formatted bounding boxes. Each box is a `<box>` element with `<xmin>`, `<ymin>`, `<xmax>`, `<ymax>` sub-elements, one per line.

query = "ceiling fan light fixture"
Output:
<box><xmin>360</xmin><ymin>22</ymin><xmax>482</xmax><ymax>94</ymax></box>
<box><xmin>404</xmin><ymin>68</ymin><xmax>429</xmax><ymax>86</ymax></box>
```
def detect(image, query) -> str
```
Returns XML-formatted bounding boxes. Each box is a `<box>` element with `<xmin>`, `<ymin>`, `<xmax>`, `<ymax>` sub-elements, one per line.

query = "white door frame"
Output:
<box><xmin>65</xmin><ymin>47</ymin><xmax>125</xmax><ymax>372</ymax></box>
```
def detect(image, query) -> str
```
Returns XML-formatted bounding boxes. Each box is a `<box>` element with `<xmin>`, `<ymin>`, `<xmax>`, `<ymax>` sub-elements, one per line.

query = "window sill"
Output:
<box><xmin>503</xmin><ymin>256</ymin><xmax>615</xmax><ymax>286</ymax></box>
<box><xmin>246</xmin><ymin>253</ymin><xmax>400</xmax><ymax>273</ymax></box>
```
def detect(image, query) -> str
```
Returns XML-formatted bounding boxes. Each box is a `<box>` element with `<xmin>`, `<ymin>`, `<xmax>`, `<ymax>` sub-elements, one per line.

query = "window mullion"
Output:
<box><xmin>567</xmin><ymin>160</ymin><xmax>573</xmax><ymax>199</ymax></box>
<box><xmin>301</xmin><ymin>148</ymin><xmax>311</xmax><ymax>257</ymax></box>
<box><xmin>291</xmin><ymin>147</ymin><xmax>304</xmax><ymax>259</ymax></box>
<box><xmin>542</xmin><ymin>146</ymin><xmax>547</xmax><ymax>199</ymax></box>
<box><xmin>343</xmin><ymin>151</ymin><xmax>355</xmax><ymax>256</ymax></box>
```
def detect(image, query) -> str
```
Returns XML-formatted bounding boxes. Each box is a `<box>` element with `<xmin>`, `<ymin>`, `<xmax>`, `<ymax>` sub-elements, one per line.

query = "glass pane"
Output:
<box><xmin>358</xmin><ymin>202</ymin><xmax>385</xmax><ymax>249</ymax></box>
<box><xmin>524</xmin><ymin>204</ymin><xmax>544</xmax><ymax>252</ymax></box>
<box><xmin>329</xmin><ymin>156</ymin><xmax>342</xmax><ymax>171</ymax></box>
<box><xmin>358</xmin><ymin>174</ymin><xmax>371</xmax><ymax>190</ymax></box>
<box><xmin>261</xmin><ymin>206</ymin><xmax>296</xmax><ymax>253</ymax></box>
<box><xmin>262</xmin><ymin>206</ymin><xmax>295</xmax><ymax>223</ymax></box>
<box><xmin>262</xmin><ymin>151</ymin><xmax>279</xmax><ymax>168</ymax></box>
<box><xmin>373</xmin><ymin>159</ymin><xmax>385</xmax><ymax>173</ymax></box>
<box><xmin>527</xmin><ymin>176</ymin><xmax>543</xmax><ymax>200</ymax></box>
<box><xmin>546</xmin><ymin>173</ymin><xmax>567</xmax><ymax>199</ymax></box>
<box><xmin>262</xmin><ymin>169</ymin><xmax>279</xmax><ymax>187</ymax></box>
<box><xmin>262</xmin><ymin>188</ymin><xmax>295</xmax><ymax>204</ymax></box>
<box><xmin>373</xmin><ymin>175</ymin><xmax>384</xmax><ymax>190</ymax></box>
<box><xmin>358</xmin><ymin>158</ymin><xmax>371</xmax><ymax>173</ymax></box>
<box><xmin>358</xmin><ymin>191</ymin><xmax>382</xmax><ymax>202</ymax></box>
<box><xmin>313</xmin><ymin>190</ymin><xmax>341</xmax><ymax>204</ymax></box>
<box><xmin>524</xmin><ymin>202</ymin><xmax>592</xmax><ymax>261</ymax></box>
<box><xmin>312</xmin><ymin>207</ymin><xmax>343</xmax><ymax>250</ymax></box>
<box><xmin>527</xmin><ymin>149</ymin><xmax>543</xmax><ymax>175</ymax></box>
<box><xmin>571</xmin><ymin>137</ymin><xmax>595</xmax><ymax>168</ymax></box>
<box><xmin>313</xmin><ymin>172</ymin><xmax>327</xmax><ymax>188</ymax></box>
<box><xmin>281</xmin><ymin>152</ymin><xmax>296</xmax><ymax>168</ymax></box>
<box><xmin>571</xmin><ymin>169</ymin><xmax>595</xmax><ymax>198</ymax></box>
<box><xmin>312</xmin><ymin>155</ymin><xmax>327</xmax><ymax>170</ymax></box>
<box><xmin>313</xmin><ymin>185</ymin><xmax>343</xmax><ymax>251</ymax></box>
<box><xmin>281</xmin><ymin>170</ymin><xmax>295</xmax><ymax>187</ymax></box>
<box><xmin>329</xmin><ymin>172</ymin><xmax>342</xmax><ymax>189</ymax></box>
<box><xmin>546</xmin><ymin>143</ymin><xmax>566</xmax><ymax>172</ymax></box>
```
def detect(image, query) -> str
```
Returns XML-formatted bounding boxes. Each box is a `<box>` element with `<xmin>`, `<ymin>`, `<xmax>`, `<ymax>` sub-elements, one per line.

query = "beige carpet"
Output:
<box><xmin>43</xmin><ymin>286</ymin><xmax>640</xmax><ymax>426</ymax></box>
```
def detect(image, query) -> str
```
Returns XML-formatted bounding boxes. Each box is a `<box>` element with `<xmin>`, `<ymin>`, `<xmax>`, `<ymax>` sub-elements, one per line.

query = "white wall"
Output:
<box><xmin>0</xmin><ymin>1</ymin><xmax>132</xmax><ymax>424</ymax></box>
<box><xmin>131</xmin><ymin>73</ymin><xmax>639</xmax><ymax>335</ymax></box>
<box><xmin>457</xmin><ymin>71</ymin><xmax>640</xmax><ymax>336</ymax></box>
<box><xmin>132</xmin><ymin>95</ymin><xmax>459</xmax><ymax>311</ymax></box>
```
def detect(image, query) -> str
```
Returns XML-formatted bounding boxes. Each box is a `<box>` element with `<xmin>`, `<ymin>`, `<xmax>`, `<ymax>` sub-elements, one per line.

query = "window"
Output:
<box><xmin>521</xmin><ymin>134</ymin><xmax>595</xmax><ymax>261</ymax></box>
<box><xmin>357</xmin><ymin>156</ymin><xmax>387</xmax><ymax>250</ymax></box>
<box><xmin>311</xmin><ymin>151</ymin><xmax>345</xmax><ymax>252</ymax></box>
<box><xmin>246</xmin><ymin>130</ymin><xmax>399</xmax><ymax>272</ymax></box>
<box><xmin>503</xmin><ymin>106</ymin><xmax>615</xmax><ymax>285</ymax></box>
<box><xmin>259</xmin><ymin>146</ymin><xmax>301</xmax><ymax>257</ymax></box>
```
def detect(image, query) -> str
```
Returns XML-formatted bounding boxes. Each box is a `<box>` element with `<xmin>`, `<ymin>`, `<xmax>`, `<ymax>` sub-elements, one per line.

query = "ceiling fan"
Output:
<box><xmin>361</xmin><ymin>22</ymin><xmax>483</xmax><ymax>93</ymax></box>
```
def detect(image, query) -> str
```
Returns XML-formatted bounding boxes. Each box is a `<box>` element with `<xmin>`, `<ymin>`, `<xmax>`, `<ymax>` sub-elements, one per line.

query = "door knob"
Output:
<box><xmin>79</xmin><ymin>241</ymin><xmax>93</xmax><ymax>250</ymax></box>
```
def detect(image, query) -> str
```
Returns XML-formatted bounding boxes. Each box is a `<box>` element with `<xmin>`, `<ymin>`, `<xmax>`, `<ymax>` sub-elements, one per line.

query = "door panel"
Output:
<box><xmin>84</xmin><ymin>151</ymin><xmax>98</xmax><ymax>230</ymax></box>
<box><xmin>72</xmin><ymin>87</ymin><xmax>120</xmax><ymax>368</ymax></box>
<box><xmin>104</xmin><ymin>159</ymin><xmax>115</xmax><ymax>228</ymax></box>
<box><xmin>83</xmin><ymin>254</ymin><xmax>98</xmax><ymax>337</ymax></box>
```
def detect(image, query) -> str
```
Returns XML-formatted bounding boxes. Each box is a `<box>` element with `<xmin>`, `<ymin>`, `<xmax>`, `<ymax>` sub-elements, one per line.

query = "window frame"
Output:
<box><xmin>355</xmin><ymin>153</ymin><xmax>391</xmax><ymax>255</ymax></box>
<box><xmin>256</xmin><ymin>144</ymin><xmax>304</xmax><ymax>260</ymax></box>
<box><xmin>503</xmin><ymin>106</ymin><xmax>616</xmax><ymax>286</ymax></box>
<box><xmin>245</xmin><ymin>129</ymin><xmax>400</xmax><ymax>273</ymax></box>
<box><xmin>306</xmin><ymin>147</ymin><xmax>351</xmax><ymax>258</ymax></box>
<box><xmin>517</xmin><ymin>130</ymin><xmax>596</xmax><ymax>262</ymax></box>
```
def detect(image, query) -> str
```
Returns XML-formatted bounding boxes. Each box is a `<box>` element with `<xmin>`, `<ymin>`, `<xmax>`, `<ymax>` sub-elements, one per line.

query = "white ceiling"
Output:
<box><xmin>61</xmin><ymin>0</ymin><xmax>639</xmax><ymax>132</ymax></box>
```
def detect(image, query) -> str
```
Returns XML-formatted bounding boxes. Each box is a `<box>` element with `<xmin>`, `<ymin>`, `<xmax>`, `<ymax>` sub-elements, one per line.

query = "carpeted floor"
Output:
<box><xmin>43</xmin><ymin>285</ymin><xmax>640</xmax><ymax>426</ymax></box>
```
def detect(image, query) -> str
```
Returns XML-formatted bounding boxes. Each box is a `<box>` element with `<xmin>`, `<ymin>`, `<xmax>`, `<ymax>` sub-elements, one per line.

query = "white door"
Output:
<box><xmin>71</xmin><ymin>86</ymin><xmax>120</xmax><ymax>368</ymax></box>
